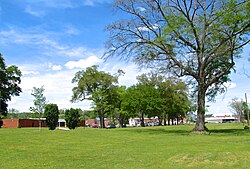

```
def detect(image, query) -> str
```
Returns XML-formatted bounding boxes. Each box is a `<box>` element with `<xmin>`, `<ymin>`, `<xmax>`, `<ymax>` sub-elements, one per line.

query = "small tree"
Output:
<box><xmin>229</xmin><ymin>98</ymin><xmax>245</xmax><ymax>122</ymax></box>
<box><xmin>30</xmin><ymin>86</ymin><xmax>47</xmax><ymax>129</ymax></box>
<box><xmin>65</xmin><ymin>108</ymin><xmax>81</xmax><ymax>129</ymax></box>
<box><xmin>44</xmin><ymin>104</ymin><xmax>59</xmax><ymax>130</ymax></box>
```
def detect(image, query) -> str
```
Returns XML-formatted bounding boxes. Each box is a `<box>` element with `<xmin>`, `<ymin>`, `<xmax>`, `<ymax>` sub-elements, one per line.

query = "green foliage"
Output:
<box><xmin>65</xmin><ymin>108</ymin><xmax>81</xmax><ymax>129</ymax></box>
<box><xmin>44</xmin><ymin>104</ymin><xmax>59</xmax><ymax>130</ymax></box>
<box><xmin>229</xmin><ymin>98</ymin><xmax>246</xmax><ymax>122</ymax></box>
<box><xmin>71</xmin><ymin>65</ymin><xmax>123</xmax><ymax>128</ymax></box>
<box><xmin>136</xmin><ymin>72</ymin><xmax>191</xmax><ymax>125</ymax></box>
<box><xmin>83</xmin><ymin>110</ymin><xmax>96</xmax><ymax>119</ymax></box>
<box><xmin>4</xmin><ymin>112</ymin><xmax>39</xmax><ymax>119</ymax></box>
<box><xmin>30</xmin><ymin>86</ymin><xmax>47</xmax><ymax>115</ymax></box>
<box><xmin>0</xmin><ymin>54</ymin><xmax>22</xmax><ymax>116</ymax></box>
<box><xmin>105</xmin><ymin>0</ymin><xmax>250</xmax><ymax>131</ymax></box>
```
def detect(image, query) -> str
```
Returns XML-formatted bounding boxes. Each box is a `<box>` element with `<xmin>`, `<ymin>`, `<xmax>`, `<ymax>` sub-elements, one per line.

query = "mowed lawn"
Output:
<box><xmin>0</xmin><ymin>123</ymin><xmax>250</xmax><ymax>169</ymax></box>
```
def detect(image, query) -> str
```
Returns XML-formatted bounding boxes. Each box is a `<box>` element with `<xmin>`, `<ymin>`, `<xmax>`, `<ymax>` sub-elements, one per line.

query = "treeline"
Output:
<box><xmin>3</xmin><ymin>65</ymin><xmax>194</xmax><ymax>129</ymax></box>
<box><xmin>71</xmin><ymin>66</ymin><xmax>194</xmax><ymax>128</ymax></box>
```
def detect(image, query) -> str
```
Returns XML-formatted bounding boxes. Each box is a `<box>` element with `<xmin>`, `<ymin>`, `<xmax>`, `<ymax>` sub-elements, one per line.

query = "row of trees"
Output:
<box><xmin>30</xmin><ymin>86</ymin><xmax>81</xmax><ymax>130</ymax></box>
<box><xmin>71</xmin><ymin>65</ymin><xmax>193</xmax><ymax>128</ymax></box>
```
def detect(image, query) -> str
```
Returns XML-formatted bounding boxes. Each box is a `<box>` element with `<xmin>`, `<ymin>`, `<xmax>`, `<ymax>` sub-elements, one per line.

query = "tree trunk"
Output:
<box><xmin>119</xmin><ymin>114</ymin><xmax>124</xmax><ymax>128</ymax></box>
<box><xmin>167</xmin><ymin>114</ymin><xmax>170</xmax><ymax>126</ymax></box>
<box><xmin>158</xmin><ymin>116</ymin><xmax>162</xmax><ymax>126</ymax></box>
<box><xmin>193</xmin><ymin>86</ymin><xmax>206</xmax><ymax>132</ymax></box>
<box><xmin>141</xmin><ymin>113</ymin><xmax>145</xmax><ymax>127</ymax></box>
<box><xmin>163</xmin><ymin>113</ymin><xmax>166</xmax><ymax>126</ymax></box>
<box><xmin>99</xmin><ymin>111</ymin><xmax>105</xmax><ymax>128</ymax></box>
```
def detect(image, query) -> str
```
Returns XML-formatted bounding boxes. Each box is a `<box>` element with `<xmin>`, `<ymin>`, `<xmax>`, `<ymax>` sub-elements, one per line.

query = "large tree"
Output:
<box><xmin>71</xmin><ymin>65</ymin><xmax>123</xmax><ymax>128</ymax></box>
<box><xmin>123</xmin><ymin>83</ymin><xmax>162</xmax><ymax>127</ymax></box>
<box><xmin>105</xmin><ymin>0</ymin><xmax>250</xmax><ymax>132</ymax></box>
<box><xmin>106</xmin><ymin>85</ymin><xmax>129</xmax><ymax>127</ymax></box>
<box><xmin>137</xmin><ymin>72</ymin><xmax>191</xmax><ymax>125</ymax></box>
<box><xmin>0</xmin><ymin>54</ymin><xmax>22</xmax><ymax>117</ymax></box>
<box><xmin>44</xmin><ymin>104</ymin><xmax>59</xmax><ymax>130</ymax></box>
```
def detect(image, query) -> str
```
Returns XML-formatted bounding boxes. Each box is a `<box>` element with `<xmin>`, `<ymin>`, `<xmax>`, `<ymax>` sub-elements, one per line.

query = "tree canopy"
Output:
<box><xmin>71</xmin><ymin>65</ymin><xmax>124</xmax><ymax>128</ymax></box>
<box><xmin>105</xmin><ymin>0</ymin><xmax>250</xmax><ymax>132</ymax></box>
<box><xmin>44</xmin><ymin>104</ymin><xmax>59</xmax><ymax>130</ymax></box>
<box><xmin>0</xmin><ymin>54</ymin><xmax>22</xmax><ymax>116</ymax></box>
<box><xmin>65</xmin><ymin>108</ymin><xmax>81</xmax><ymax>130</ymax></box>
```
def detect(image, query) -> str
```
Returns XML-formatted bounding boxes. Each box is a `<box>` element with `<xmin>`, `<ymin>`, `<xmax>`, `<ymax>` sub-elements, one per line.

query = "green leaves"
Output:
<box><xmin>44</xmin><ymin>104</ymin><xmax>59</xmax><ymax>130</ymax></box>
<box><xmin>65</xmin><ymin>108</ymin><xmax>81</xmax><ymax>130</ymax></box>
<box><xmin>30</xmin><ymin>86</ymin><xmax>47</xmax><ymax>115</ymax></box>
<box><xmin>0</xmin><ymin>54</ymin><xmax>22</xmax><ymax>116</ymax></box>
<box><xmin>71</xmin><ymin>65</ymin><xmax>123</xmax><ymax>128</ymax></box>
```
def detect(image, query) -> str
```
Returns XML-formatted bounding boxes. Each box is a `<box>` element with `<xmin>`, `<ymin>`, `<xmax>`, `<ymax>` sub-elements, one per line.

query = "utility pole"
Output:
<box><xmin>245</xmin><ymin>93</ymin><xmax>249</xmax><ymax>126</ymax></box>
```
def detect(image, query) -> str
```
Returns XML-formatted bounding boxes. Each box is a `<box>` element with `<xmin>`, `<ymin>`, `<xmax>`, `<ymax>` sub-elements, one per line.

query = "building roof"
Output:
<box><xmin>58</xmin><ymin>119</ymin><xmax>66</xmax><ymax>123</ymax></box>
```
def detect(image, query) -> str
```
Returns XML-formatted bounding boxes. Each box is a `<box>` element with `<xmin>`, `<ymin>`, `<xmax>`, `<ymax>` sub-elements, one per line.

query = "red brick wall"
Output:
<box><xmin>19</xmin><ymin>119</ymin><xmax>47</xmax><ymax>128</ymax></box>
<box><xmin>2</xmin><ymin>119</ymin><xmax>19</xmax><ymax>128</ymax></box>
<box><xmin>86</xmin><ymin>119</ymin><xmax>96</xmax><ymax>125</ymax></box>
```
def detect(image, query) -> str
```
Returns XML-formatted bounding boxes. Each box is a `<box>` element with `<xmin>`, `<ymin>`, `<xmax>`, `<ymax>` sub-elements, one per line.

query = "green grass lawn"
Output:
<box><xmin>0</xmin><ymin>123</ymin><xmax>250</xmax><ymax>169</ymax></box>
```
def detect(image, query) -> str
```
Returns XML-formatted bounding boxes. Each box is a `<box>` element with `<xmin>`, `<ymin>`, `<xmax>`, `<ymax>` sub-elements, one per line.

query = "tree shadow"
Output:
<box><xmin>121</xmin><ymin>126</ymin><xmax>250</xmax><ymax>136</ymax></box>
<box><xmin>208</xmin><ymin>128</ymin><xmax>250</xmax><ymax>136</ymax></box>
<box><xmin>122</xmin><ymin>127</ymin><xmax>191</xmax><ymax>135</ymax></box>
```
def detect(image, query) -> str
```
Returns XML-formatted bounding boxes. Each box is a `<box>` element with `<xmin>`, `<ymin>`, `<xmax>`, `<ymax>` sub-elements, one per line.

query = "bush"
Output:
<box><xmin>44</xmin><ymin>104</ymin><xmax>59</xmax><ymax>130</ymax></box>
<box><xmin>65</xmin><ymin>108</ymin><xmax>81</xmax><ymax>129</ymax></box>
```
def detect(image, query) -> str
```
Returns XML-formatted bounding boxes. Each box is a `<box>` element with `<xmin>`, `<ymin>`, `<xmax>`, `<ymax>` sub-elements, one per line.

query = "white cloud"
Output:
<box><xmin>52</xmin><ymin>65</ymin><xmax>62</xmax><ymax>71</ymax></box>
<box><xmin>24</xmin><ymin>5</ymin><xmax>45</xmax><ymax>17</ymax></box>
<box><xmin>9</xmin><ymin>67</ymin><xmax>92</xmax><ymax>112</ymax></box>
<box><xmin>23</xmin><ymin>0</ymin><xmax>112</xmax><ymax>9</ymax></box>
<box><xmin>82</xmin><ymin>0</ymin><xmax>112</xmax><ymax>6</ymax></box>
<box><xmin>137</xmin><ymin>7</ymin><xmax>146</xmax><ymax>12</ymax></box>
<box><xmin>65</xmin><ymin>55</ymin><xmax>102</xmax><ymax>69</ymax></box>
<box><xmin>138</xmin><ymin>24</ymin><xmax>160</xmax><ymax>32</ymax></box>
<box><xmin>64</xmin><ymin>25</ymin><xmax>79</xmax><ymax>35</ymax></box>
<box><xmin>0</xmin><ymin>27</ymin><xmax>95</xmax><ymax>59</ymax></box>
<box><xmin>8</xmin><ymin>60</ymin><xmax>147</xmax><ymax>112</ymax></box>
<box><xmin>223</xmin><ymin>82</ymin><xmax>237</xmax><ymax>89</ymax></box>
<box><xmin>58</xmin><ymin>47</ymin><xmax>87</xmax><ymax>58</ymax></box>
<box><xmin>102</xmin><ymin>62</ymin><xmax>148</xmax><ymax>87</ymax></box>
<box><xmin>83</xmin><ymin>0</ymin><xmax>95</xmax><ymax>6</ymax></box>
<box><xmin>23</xmin><ymin>0</ymin><xmax>75</xmax><ymax>9</ymax></box>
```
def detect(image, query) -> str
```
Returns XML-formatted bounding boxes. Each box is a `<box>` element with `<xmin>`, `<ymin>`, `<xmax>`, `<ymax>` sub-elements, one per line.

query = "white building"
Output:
<box><xmin>205</xmin><ymin>116</ymin><xmax>237</xmax><ymax>123</ymax></box>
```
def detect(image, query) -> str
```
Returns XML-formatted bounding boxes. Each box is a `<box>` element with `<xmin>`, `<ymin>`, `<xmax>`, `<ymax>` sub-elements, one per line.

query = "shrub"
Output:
<box><xmin>65</xmin><ymin>108</ymin><xmax>80</xmax><ymax>129</ymax></box>
<box><xmin>44</xmin><ymin>104</ymin><xmax>59</xmax><ymax>130</ymax></box>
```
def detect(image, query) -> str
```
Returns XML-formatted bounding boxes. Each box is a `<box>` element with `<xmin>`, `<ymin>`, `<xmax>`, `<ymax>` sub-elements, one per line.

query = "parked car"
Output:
<box><xmin>154</xmin><ymin>122</ymin><xmax>160</xmax><ymax>126</ymax></box>
<box><xmin>105</xmin><ymin>124</ymin><xmax>116</xmax><ymax>129</ymax></box>
<box><xmin>91</xmin><ymin>124</ymin><xmax>99</xmax><ymax>128</ymax></box>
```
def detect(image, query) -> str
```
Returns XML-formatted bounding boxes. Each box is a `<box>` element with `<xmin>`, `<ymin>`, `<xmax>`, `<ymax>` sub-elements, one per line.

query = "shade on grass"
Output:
<box><xmin>0</xmin><ymin>123</ymin><xmax>249</xmax><ymax>169</ymax></box>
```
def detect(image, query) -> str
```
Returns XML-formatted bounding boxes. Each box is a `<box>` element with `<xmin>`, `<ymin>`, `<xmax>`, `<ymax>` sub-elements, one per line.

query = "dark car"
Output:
<box><xmin>91</xmin><ymin>124</ymin><xmax>99</xmax><ymax>128</ymax></box>
<box><xmin>105</xmin><ymin>124</ymin><xmax>116</xmax><ymax>129</ymax></box>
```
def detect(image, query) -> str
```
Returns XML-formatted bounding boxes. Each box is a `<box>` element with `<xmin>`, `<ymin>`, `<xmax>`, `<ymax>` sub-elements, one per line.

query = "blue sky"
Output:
<box><xmin>0</xmin><ymin>0</ymin><xmax>249</xmax><ymax>115</ymax></box>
